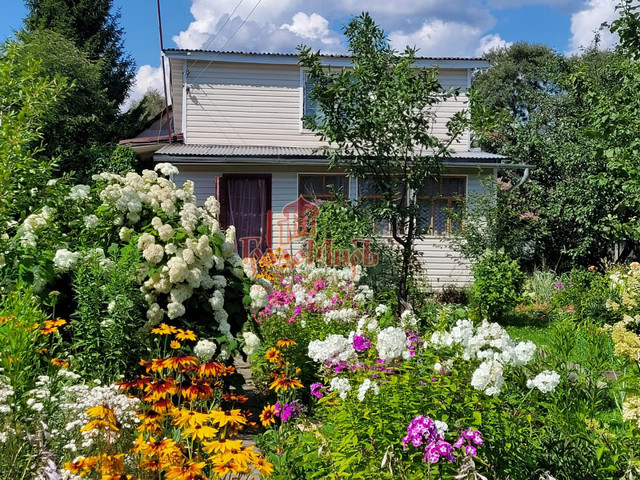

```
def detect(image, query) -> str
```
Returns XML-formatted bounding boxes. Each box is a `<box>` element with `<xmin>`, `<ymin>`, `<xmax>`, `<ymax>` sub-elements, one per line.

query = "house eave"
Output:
<box><xmin>163</xmin><ymin>49</ymin><xmax>490</xmax><ymax>69</ymax></box>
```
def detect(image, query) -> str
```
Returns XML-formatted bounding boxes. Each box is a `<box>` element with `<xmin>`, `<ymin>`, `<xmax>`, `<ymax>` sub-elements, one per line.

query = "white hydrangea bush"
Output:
<box><xmin>5</xmin><ymin>163</ymin><xmax>254</xmax><ymax>345</ymax></box>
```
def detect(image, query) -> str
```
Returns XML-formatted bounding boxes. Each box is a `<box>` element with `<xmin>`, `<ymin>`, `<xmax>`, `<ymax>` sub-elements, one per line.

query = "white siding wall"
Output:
<box><xmin>171</xmin><ymin>164</ymin><xmax>484</xmax><ymax>289</ymax></box>
<box><xmin>170</xmin><ymin>59</ymin><xmax>183</xmax><ymax>135</ymax></box>
<box><xmin>180</xmin><ymin>61</ymin><xmax>470</xmax><ymax>151</ymax></box>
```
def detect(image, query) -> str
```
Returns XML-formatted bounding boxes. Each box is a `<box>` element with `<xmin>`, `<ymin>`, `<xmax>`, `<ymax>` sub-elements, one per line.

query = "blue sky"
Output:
<box><xmin>1</xmin><ymin>0</ymin><xmax>622</xmax><ymax>107</ymax></box>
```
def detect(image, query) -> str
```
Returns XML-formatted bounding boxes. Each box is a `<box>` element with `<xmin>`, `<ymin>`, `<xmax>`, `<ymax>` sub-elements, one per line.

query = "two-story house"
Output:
<box><xmin>153</xmin><ymin>49</ymin><xmax>521</xmax><ymax>289</ymax></box>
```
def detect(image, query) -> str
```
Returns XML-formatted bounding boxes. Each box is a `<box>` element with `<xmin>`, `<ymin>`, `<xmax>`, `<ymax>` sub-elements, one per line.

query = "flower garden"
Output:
<box><xmin>2</xmin><ymin>164</ymin><xmax>640</xmax><ymax>480</ymax></box>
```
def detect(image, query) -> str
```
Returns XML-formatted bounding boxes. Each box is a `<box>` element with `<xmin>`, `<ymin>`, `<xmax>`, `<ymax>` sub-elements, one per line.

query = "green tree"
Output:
<box><xmin>565</xmin><ymin>0</ymin><xmax>640</xmax><ymax>261</ymax></box>
<box><xmin>25</xmin><ymin>0</ymin><xmax>135</xmax><ymax>107</ymax></box>
<box><xmin>298</xmin><ymin>13</ymin><xmax>467</xmax><ymax>302</ymax></box>
<box><xmin>470</xmin><ymin>42</ymin><xmax>622</xmax><ymax>269</ymax></box>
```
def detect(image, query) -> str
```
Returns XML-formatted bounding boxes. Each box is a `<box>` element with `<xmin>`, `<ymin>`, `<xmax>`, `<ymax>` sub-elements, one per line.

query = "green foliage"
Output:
<box><xmin>552</xmin><ymin>269</ymin><xmax>621</xmax><ymax>325</ymax></box>
<box><xmin>471</xmin><ymin>42</ymin><xmax>623</xmax><ymax>269</ymax></box>
<box><xmin>523</xmin><ymin>269</ymin><xmax>559</xmax><ymax>306</ymax></box>
<box><xmin>298</xmin><ymin>12</ymin><xmax>466</xmax><ymax>302</ymax></box>
<box><xmin>69</xmin><ymin>243</ymin><xmax>147</xmax><ymax>381</ymax></box>
<box><xmin>0</xmin><ymin>39</ymin><xmax>66</xmax><ymax>234</ymax></box>
<box><xmin>448</xmin><ymin>176</ymin><xmax>531</xmax><ymax>263</ymax></box>
<box><xmin>470</xmin><ymin>250</ymin><xmax>525</xmax><ymax>322</ymax></box>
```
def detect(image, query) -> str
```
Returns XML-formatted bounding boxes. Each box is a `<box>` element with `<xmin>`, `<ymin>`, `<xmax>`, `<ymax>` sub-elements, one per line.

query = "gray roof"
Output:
<box><xmin>154</xmin><ymin>144</ymin><xmax>521</xmax><ymax>167</ymax></box>
<box><xmin>164</xmin><ymin>48</ymin><xmax>486</xmax><ymax>62</ymax></box>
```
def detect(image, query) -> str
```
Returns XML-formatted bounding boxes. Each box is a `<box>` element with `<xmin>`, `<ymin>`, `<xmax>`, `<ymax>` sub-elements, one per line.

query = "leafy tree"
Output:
<box><xmin>0</xmin><ymin>39</ymin><xmax>67</xmax><ymax>234</ymax></box>
<box><xmin>119</xmin><ymin>88</ymin><xmax>167</xmax><ymax>141</ymax></box>
<box><xmin>25</xmin><ymin>0</ymin><xmax>135</xmax><ymax>107</ymax></box>
<box><xmin>565</xmin><ymin>0</ymin><xmax>640</xmax><ymax>261</ymax></box>
<box><xmin>298</xmin><ymin>13</ymin><xmax>467</xmax><ymax>302</ymax></box>
<box><xmin>470</xmin><ymin>42</ymin><xmax>622</xmax><ymax>269</ymax></box>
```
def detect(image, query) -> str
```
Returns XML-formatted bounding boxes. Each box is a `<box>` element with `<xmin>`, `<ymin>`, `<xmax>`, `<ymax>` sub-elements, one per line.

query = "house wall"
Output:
<box><xmin>172</xmin><ymin>164</ymin><xmax>489</xmax><ymax>290</ymax></box>
<box><xmin>170</xmin><ymin>59</ymin><xmax>184</xmax><ymax>137</ymax></box>
<box><xmin>174</xmin><ymin>60</ymin><xmax>470</xmax><ymax>151</ymax></box>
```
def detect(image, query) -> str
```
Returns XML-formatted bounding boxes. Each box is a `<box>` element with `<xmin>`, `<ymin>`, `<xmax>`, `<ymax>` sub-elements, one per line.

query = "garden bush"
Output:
<box><xmin>470</xmin><ymin>249</ymin><xmax>525</xmax><ymax>322</ymax></box>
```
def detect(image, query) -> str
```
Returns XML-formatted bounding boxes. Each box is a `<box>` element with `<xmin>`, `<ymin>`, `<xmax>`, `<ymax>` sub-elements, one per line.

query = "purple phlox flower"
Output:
<box><xmin>310</xmin><ymin>382</ymin><xmax>326</xmax><ymax>399</ymax></box>
<box><xmin>352</xmin><ymin>335</ymin><xmax>371</xmax><ymax>352</ymax></box>
<box><xmin>555</xmin><ymin>282</ymin><xmax>564</xmax><ymax>289</ymax></box>
<box><xmin>333</xmin><ymin>361</ymin><xmax>349</xmax><ymax>373</ymax></box>
<box><xmin>294</xmin><ymin>275</ymin><xmax>303</xmax><ymax>282</ymax></box>
<box><xmin>314</xmin><ymin>280</ymin><xmax>326</xmax><ymax>291</ymax></box>
<box><xmin>293</xmin><ymin>305</ymin><xmax>303</xmax><ymax>316</ymax></box>
<box><xmin>454</xmin><ymin>429</ymin><xmax>483</xmax><ymax>457</ymax></box>
<box><xmin>274</xmin><ymin>400</ymin><xmax>305</xmax><ymax>422</ymax></box>
<box><xmin>424</xmin><ymin>439</ymin><xmax>455</xmax><ymax>463</ymax></box>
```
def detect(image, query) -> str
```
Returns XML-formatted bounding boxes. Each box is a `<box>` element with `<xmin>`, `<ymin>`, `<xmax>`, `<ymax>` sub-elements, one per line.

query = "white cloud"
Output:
<box><xmin>568</xmin><ymin>0</ymin><xmax>619</xmax><ymax>53</ymax></box>
<box><xmin>122</xmin><ymin>63</ymin><xmax>167</xmax><ymax>112</ymax></box>
<box><xmin>389</xmin><ymin>20</ymin><xmax>487</xmax><ymax>57</ymax></box>
<box><xmin>281</xmin><ymin>12</ymin><xmax>338</xmax><ymax>45</ymax></box>
<box><xmin>475</xmin><ymin>33</ymin><xmax>513</xmax><ymax>56</ymax></box>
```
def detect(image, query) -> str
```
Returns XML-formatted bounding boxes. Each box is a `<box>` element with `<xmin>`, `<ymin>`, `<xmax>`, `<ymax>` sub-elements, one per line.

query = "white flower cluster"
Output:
<box><xmin>0</xmin><ymin>376</ymin><xmax>14</xmax><ymax>415</ymax></box>
<box><xmin>53</xmin><ymin>248</ymin><xmax>81</xmax><ymax>273</ymax></box>
<box><xmin>16</xmin><ymin>206</ymin><xmax>55</xmax><ymax>248</ymax></box>
<box><xmin>68</xmin><ymin>184</ymin><xmax>91</xmax><ymax>202</ymax></box>
<box><xmin>249</xmin><ymin>284</ymin><xmax>269</xmax><ymax>314</ymax></box>
<box><xmin>527</xmin><ymin>370</ymin><xmax>561</xmax><ymax>393</ymax></box>
<box><xmin>308</xmin><ymin>334</ymin><xmax>356</xmax><ymax>365</ymax></box>
<box><xmin>356</xmin><ymin>378</ymin><xmax>380</xmax><ymax>402</ymax></box>
<box><xmin>294</xmin><ymin>263</ymin><xmax>363</xmax><ymax>287</ymax></box>
<box><xmin>376</xmin><ymin>326</ymin><xmax>408</xmax><ymax>361</ymax></box>
<box><xmin>324</xmin><ymin>307</ymin><xmax>359</xmax><ymax>324</ymax></box>
<box><xmin>90</xmin><ymin>165</ymin><xmax>242</xmax><ymax>329</ymax></box>
<box><xmin>400</xmin><ymin>309</ymin><xmax>418</xmax><ymax>329</ymax></box>
<box><xmin>60</xmin><ymin>382</ymin><xmax>139</xmax><ymax>448</ymax></box>
<box><xmin>242</xmin><ymin>331</ymin><xmax>261</xmax><ymax>355</ymax></box>
<box><xmin>330</xmin><ymin>377</ymin><xmax>352</xmax><ymax>399</ymax></box>
<box><xmin>193</xmin><ymin>339</ymin><xmax>217</xmax><ymax>361</ymax></box>
<box><xmin>353</xmin><ymin>284</ymin><xmax>374</xmax><ymax>302</ymax></box>
<box><xmin>431</xmin><ymin>319</ymin><xmax>540</xmax><ymax>396</ymax></box>
<box><xmin>355</xmin><ymin>314</ymin><xmax>379</xmax><ymax>335</ymax></box>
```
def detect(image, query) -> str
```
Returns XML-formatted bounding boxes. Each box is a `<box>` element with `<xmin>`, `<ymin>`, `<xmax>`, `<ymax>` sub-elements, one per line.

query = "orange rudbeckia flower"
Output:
<box><xmin>269</xmin><ymin>377</ymin><xmax>303</xmax><ymax>392</ymax></box>
<box><xmin>259</xmin><ymin>405</ymin><xmax>277</xmax><ymax>427</ymax></box>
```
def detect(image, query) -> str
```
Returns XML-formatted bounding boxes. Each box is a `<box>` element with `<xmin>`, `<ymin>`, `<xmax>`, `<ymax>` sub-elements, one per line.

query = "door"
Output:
<box><xmin>218</xmin><ymin>174</ymin><xmax>271</xmax><ymax>258</ymax></box>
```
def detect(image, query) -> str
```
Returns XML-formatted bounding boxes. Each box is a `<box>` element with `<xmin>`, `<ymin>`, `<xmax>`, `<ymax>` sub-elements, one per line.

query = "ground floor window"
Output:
<box><xmin>417</xmin><ymin>176</ymin><xmax>465</xmax><ymax>235</ymax></box>
<box><xmin>298</xmin><ymin>174</ymin><xmax>349</xmax><ymax>202</ymax></box>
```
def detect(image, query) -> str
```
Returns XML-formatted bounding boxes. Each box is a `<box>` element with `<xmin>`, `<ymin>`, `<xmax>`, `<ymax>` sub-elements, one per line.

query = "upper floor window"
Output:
<box><xmin>302</xmin><ymin>74</ymin><xmax>324</xmax><ymax>127</ymax></box>
<box><xmin>299</xmin><ymin>174</ymin><xmax>348</xmax><ymax>202</ymax></box>
<box><xmin>417</xmin><ymin>176</ymin><xmax>465</xmax><ymax>235</ymax></box>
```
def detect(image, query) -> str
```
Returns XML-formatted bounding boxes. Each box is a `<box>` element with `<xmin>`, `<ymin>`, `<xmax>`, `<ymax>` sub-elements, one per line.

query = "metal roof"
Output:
<box><xmin>163</xmin><ymin>48</ymin><xmax>486</xmax><ymax>62</ymax></box>
<box><xmin>154</xmin><ymin>144</ymin><xmax>520</xmax><ymax>167</ymax></box>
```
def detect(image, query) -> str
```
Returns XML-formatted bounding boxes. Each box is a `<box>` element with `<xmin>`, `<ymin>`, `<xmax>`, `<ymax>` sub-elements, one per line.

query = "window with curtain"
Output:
<box><xmin>416</xmin><ymin>176</ymin><xmax>465</xmax><ymax>235</ymax></box>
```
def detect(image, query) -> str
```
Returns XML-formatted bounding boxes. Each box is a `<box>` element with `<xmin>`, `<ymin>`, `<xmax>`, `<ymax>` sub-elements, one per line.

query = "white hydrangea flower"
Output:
<box><xmin>137</xmin><ymin>233</ymin><xmax>155</xmax><ymax>251</ymax></box>
<box><xmin>194</xmin><ymin>339</ymin><xmax>217</xmax><ymax>361</ymax></box>
<box><xmin>167</xmin><ymin>301</ymin><xmax>185</xmax><ymax>319</ymax></box>
<box><xmin>209</xmin><ymin>290</ymin><xmax>225</xmax><ymax>311</ymax></box>
<box><xmin>68</xmin><ymin>184</ymin><xmax>91</xmax><ymax>201</ymax></box>
<box><xmin>330</xmin><ymin>377</ymin><xmax>351</xmax><ymax>399</ymax></box>
<box><xmin>249</xmin><ymin>284</ymin><xmax>269</xmax><ymax>314</ymax></box>
<box><xmin>83</xmin><ymin>214</ymin><xmax>99</xmax><ymax>229</ymax></box>
<box><xmin>143</xmin><ymin>244</ymin><xmax>164</xmax><ymax>264</ymax></box>
<box><xmin>158</xmin><ymin>224</ymin><xmax>174</xmax><ymax>242</ymax></box>
<box><xmin>527</xmin><ymin>370</ymin><xmax>561</xmax><ymax>393</ymax></box>
<box><xmin>242</xmin><ymin>331</ymin><xmax>261</xmax><ymax>355</ymax></box>
<box><xmin>53</xmin><ymin>249</ymin><xmax>81</xmax><ymax>273</ymax></box>
<box><xmin>146</xmin><ymin>303</ymin><xmax>164</xmax><ymax>325</ymax></box>
<box><xmin>376</xmin><ymin>327</ymin><xmax>407</xmax><ymax>362</ymax></box>
<box><xmin>155</xmin><ymin>162</ymin><xmax>179</xmax><ymax>177</ymax></box>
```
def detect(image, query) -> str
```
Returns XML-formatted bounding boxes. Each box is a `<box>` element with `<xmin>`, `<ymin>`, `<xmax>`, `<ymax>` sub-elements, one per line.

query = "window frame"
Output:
<box><xmin>299</xmin><ymin>69</ymin><xmax>318</xmax><ymax>133</ymax></box>
<box><xmin>417</xmin><ymin>175</ymin><xmax>468</xmax><ymax>236</ymax></box>
<box><xmin>298</xmin><ymin>173</ymin><xmax>350</xmax><ymax>203</ymax></box>
<box><xmin>357</xmin><ymin>177</ymin><xmax>407</xmax><ymax>237</ymax></box>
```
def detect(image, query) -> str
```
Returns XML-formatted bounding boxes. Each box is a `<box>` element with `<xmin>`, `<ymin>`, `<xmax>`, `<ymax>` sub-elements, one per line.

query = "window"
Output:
<box><xmin>299</xmin><ymin>174</ymin><xmax>349</xmax><ymax>202</ymax></box>
<box><xmin>417</xmin><ymin>176</ymin><xmax>465</xmax><ymax>235</ymax></box>
<box><xmin>302</xmin><ymin>74</ymin><xmax>324</xmax><ymax>127</ymax></box>
<box><xmin>358</xmin><ymin>178</ymin><xmax>406</xmax><ymax>236</ymax></box>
